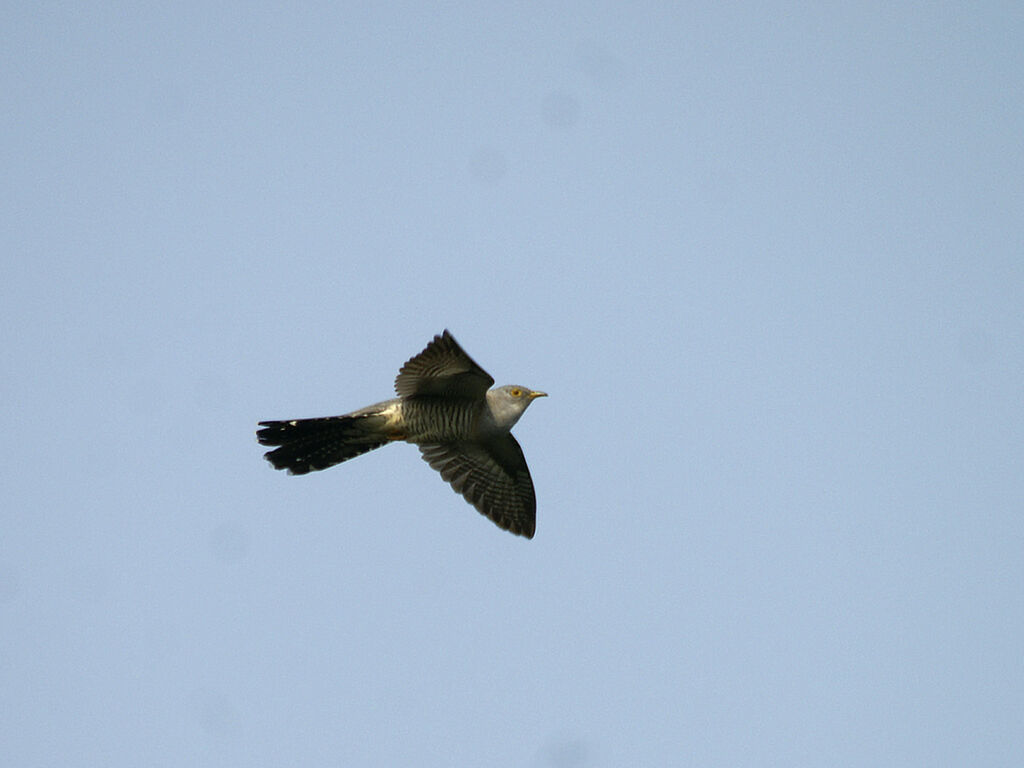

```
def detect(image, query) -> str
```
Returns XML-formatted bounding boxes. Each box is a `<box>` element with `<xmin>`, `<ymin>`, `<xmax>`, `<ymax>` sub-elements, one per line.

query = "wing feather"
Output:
<box><xmin>418</xmin><ymin>436</ymin><xmax>536</xmax><ymax>538</ymax></box>
<box><xmin>394</xmin><ymin>330</ymin><xmax>494</xmax><ymax>400</ymax></box>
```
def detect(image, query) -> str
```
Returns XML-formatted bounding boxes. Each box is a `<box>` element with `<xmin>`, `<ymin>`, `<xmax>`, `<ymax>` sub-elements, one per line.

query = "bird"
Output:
<box><xmin>256</xmin><ymin>330</ymin><xmax>547</xmax><ymax>538</ymax></box>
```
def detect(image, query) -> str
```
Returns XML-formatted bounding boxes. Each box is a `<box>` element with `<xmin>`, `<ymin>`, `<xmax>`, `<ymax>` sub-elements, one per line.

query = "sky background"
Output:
<box><xmin>2</xmin><ymin>2</ymin><xmax>1023</xmax><ymax>766</ymax></box>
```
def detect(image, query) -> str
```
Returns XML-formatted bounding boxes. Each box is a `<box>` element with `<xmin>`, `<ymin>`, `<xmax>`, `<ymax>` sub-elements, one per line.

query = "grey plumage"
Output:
<box><xmin>257</xmin><ymin>330</ymin><xmax>546</xmax><ymax>538</ymax></box>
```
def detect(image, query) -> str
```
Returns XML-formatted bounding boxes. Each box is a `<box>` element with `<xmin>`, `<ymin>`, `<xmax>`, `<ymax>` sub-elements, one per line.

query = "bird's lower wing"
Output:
<box><xmin>418</xmin><ymin>436</ymin><xmax>536</xmax><ymax>538</ymax></box>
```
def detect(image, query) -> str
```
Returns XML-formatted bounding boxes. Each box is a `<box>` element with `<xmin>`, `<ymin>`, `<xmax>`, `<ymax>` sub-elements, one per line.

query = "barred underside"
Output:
<box><xmin>399</xmin><ymin>397</ymin><xmax>481</xmax><ymax>443</ymax></box>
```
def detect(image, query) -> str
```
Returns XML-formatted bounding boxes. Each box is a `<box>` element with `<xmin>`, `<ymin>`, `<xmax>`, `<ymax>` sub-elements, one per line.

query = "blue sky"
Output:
<box><xmin>3</xmin><ymin>2</ymin><xmax>1022</xmax><ymax>766</ymax></box>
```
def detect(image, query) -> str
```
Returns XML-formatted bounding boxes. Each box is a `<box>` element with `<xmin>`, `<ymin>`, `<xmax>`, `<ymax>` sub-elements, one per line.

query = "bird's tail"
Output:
<box><xmin>257</xmin><ymin>413</ymin><xmax>390</xmax><ymax>475</ymax></box>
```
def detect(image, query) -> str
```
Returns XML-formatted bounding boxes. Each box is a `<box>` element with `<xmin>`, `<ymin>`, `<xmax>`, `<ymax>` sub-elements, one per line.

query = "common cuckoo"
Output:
<box><xmin>257</xmin><ymin>330</ymin><xmax>547</xmax><ymax>538</ymax></box>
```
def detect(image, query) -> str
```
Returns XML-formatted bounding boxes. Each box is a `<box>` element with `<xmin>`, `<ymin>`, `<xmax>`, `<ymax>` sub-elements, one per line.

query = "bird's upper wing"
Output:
<box><xmin>394</xmin><ymin>330</ymin><xmax>494</xmax><ymax>400</ymax></box>
<box><xmin>418</xmin><ymin>435</ymin><xmax>536</xmax><ymax>538</ymax></box>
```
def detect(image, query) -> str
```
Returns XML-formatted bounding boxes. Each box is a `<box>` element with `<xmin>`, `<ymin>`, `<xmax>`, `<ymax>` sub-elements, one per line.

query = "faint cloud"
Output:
<box><xmin>140</xmin><ymin>79</ymin><xmax>189</xmax><ymax>126</ymax></box>
<box><xmin>193</xmin><ymin>370</ymin><xmax>235</xmax><ymax>413</ymax></box>
<box><xmin>191</xmin><ymin>688</ymin><xmax>240</xmax><ymax>741</ymax></box>
<box><xmin>66</xmin><ymin>565</ymin><xmax>110</xmax><ymax>604</ymax></box>
<box><xmin>140</xmin><ymin>616</ymin><xmax>182</xmax><ymax>660</ymax></box>
<box><xmin>957</xmin><ymin>327</ymin><xmax>994</xmax><ymax>366</ymax></box>
<box><xmin>469</xmin><ymin>145</ymin><xmax>508</xmax><ymax>185</ymax></box>
<box><xmin>0</xmin><ymin>564</ymin><xmax>19</xmax><ymax>604</ymax></box>
<box><xmin>541</xmin><ymin>91</ymin><xmax>581</xmax><ymax>129</ymax></box>
<box><xmin>576</xmin><ymin>42</ymin><xmax>626</xmax><ymax>89</ymax></box>
<box><xmin>538</xmin><ymin>735</ymin><xmax>590</xmax><ymax>767</ymax></box>
<box><xmin>210</xmin><ymin>522</ymin><xmax>251</xmax><ymax>563</ymax></box>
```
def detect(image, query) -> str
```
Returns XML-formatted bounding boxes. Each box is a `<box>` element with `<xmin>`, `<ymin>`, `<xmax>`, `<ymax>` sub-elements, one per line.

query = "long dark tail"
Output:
<box><xmin>257</xmin><ymin>414</ymin><xmax>389</xmax><ymax>475</ymax></box>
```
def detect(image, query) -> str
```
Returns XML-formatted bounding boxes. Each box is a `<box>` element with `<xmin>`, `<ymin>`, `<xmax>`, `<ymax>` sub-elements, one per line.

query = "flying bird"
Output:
<box><xmin>257</xmin><ymin>330</ymin><xmax>547</xmax><ymax>538</ymax></box>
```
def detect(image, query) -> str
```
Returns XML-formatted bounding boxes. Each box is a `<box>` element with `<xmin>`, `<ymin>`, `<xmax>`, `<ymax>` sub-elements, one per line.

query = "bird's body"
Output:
<box><xmin>257</xmin><ymin>331</ymin><xmax>546</xmax><ymax>538</ymax></box>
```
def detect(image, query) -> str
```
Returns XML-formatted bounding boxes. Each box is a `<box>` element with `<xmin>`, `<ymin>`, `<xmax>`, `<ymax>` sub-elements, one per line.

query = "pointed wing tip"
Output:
<box><xmin>499</xmin><ymin>517</ymin><xmax>535</xmax><ymax>539</ymax></box>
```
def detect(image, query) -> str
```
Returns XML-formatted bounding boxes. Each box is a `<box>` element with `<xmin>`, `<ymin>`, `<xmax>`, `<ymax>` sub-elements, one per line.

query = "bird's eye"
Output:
<box><xmin>510</xmin><ymin>388</ymin><xmax>522</xmax><ymax>397</ymax></box>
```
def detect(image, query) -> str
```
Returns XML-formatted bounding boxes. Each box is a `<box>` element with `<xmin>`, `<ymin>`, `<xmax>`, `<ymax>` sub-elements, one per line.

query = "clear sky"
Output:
<box><xmin>3</xmin><ymin>2</ymin><xmax>1022</xmax><ymax>766</ymax></box>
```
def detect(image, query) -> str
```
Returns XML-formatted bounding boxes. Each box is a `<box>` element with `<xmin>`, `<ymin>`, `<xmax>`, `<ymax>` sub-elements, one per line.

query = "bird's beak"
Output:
<box><xmin>529</xmin><ymin>390</ymin><xmax>548</xmax><ymax>399</ymax></box>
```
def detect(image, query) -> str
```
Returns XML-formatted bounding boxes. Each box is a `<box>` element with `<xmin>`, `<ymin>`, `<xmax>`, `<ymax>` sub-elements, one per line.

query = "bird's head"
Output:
<box><xmin>487</xmin><ymin>385</ymin><xmax>547</xmax><ymax>429</ymax></box>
